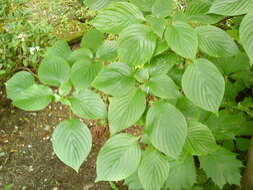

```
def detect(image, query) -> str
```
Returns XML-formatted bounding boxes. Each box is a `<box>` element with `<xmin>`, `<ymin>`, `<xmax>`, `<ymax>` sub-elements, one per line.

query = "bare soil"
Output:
<box><xmin>0</xmin><ymin>85</ymin><xmax>126</xmax><ymax>190</ymax></box>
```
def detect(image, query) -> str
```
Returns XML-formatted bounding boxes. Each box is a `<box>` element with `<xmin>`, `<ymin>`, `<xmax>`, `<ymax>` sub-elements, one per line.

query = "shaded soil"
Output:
<box><xmin>0</xmin><ymin>86</ymin><xmax>126</xmax><ymax>190</ymax></box>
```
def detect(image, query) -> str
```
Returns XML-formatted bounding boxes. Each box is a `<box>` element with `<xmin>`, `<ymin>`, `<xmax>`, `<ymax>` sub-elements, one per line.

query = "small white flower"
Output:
<box><xmin>35</xmin><ymin>46</ymin><xmax>40</xmax><ymax>51</ymax></box>
<box><xmin>29</xmin><ymin>47</ymin><xmax>36</xmax><ymax>55</ymax></box>
<box><xmin>17</xmin><ymin>33</ymin><xmax>26</xmax><ymax>41</ymax></box>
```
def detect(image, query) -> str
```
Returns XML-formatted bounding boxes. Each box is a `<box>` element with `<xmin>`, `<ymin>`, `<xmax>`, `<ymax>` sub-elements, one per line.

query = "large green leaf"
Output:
<box><xmin>185</xmin><ymin>0</ymin><xmax>224</xmax><ymax>24</ymax></box>
<box><xmin>196</xmin><ymin>25</ymin><xmax>239</xmax><ymax>57</ymax></box>
<box><xmin>164</xmin><ymin>154</ymin><xmax>196</xmax><ymax>190</ymax></box>
<box><xmin>5</xmin><ymin>71</ymin><xmax>34</xmax><ymax>100</ymax></box>
<box><xmin>86</xmin><ymin>0</ymin><xmax>122</xmax><ymax>10</ymax></box>
<box><xmin>96</xmin><ymin>40</ymin><xmax>118</xmax><ymax>61</ymax></box>
<box><xmin>118</xmin><ymin>24</ymin><xmax>157</xmax><ymax>66</ymax></box>
<box><xmin>204</xmin><ymin>109</ymin><xmax>245</xmax><ymax>140</ymax></box>
<box><xmin>152</xmin><ymin>0</ymin><xmax>176</xmax><ymax>18</ymax></box>
<box><xmin>138</xmin><ymin>149</ymin><xmax>170</xmax><ymax>190</ymax></box>
<box><xmin>176</xmin><ymin>96</ymin><xmax>201</xmax><ymax>119</ymax></box>
<box><xmin>146</xmin><ymin>102</ymin><xmax>187</xmax><ymax>158</ymax></box>
<box><xmin>96</xmin><ymin>133</ymin><xmax>141</xmax><ymax>181</ymax></box>
<box><xmin>145</xmin><ymin>16</ymin><xmax>166</xmax><ymax>38</ymax></box>
<box><xmin>69</xmin><ymin>89</ymin><xmax>107</xmax><ymax>119</ymax></box>
<box><xmin>108</xmin><ymin>89</ymin><xmax>146</xmax><ymax>134</ymax></box>
<box><xmin>124</xmin><ymin>172</ymin><xmax>143</xmax><ymax>190</ymax></box>
<box><xmin>12</xmin><ymin>84</ymin><xmax>53</xmax><ymax>111</ymax></box>
<box><xmin>52</xmin><ymin>119</ymin><xmax>92</xmax><ymax>172</ymax></box>
<box><xmin>182</xmin><ymin>59</ymin><xmax>225</xmax><ymax>113</ymax></box>
<box><xmin>146</xmin><ymin>74</ymin><xmax>181</xmax><ymax>99</ymax></box>
<box><xmin>70</xmin><ymin>59</ymin><xmax>102</xmax><ymax>90</ymax></box>
<box><xmin>92</xmin><ymin>2</ymin><xmax>144</xmax><ymax>34</ymax></box>
<box><xmin>68</xmin><ymin>48</ymin><xmax>93</xmax><ymax>65</ymax></box>
<box><xmin>38</xmin><ymin>56</ymin><xmax>70</xmax><ymax>87</ymax></box>
<box><xmin>130</xmin><ymin>0</ymin><xmax>155</xmax><ymax>12</ymax></box>
<box><xmin>80</xmin><ymin>29</ymin><xmax>104</xmax><ymax>53</ymax></box>
<box><xmin>209</xmin><ymin>0</ymin><xmax>253</xmax><ymax>16</ymax></box>
<box><xmin>92</xmin><ymin>62</ymin><xmax>135</xmax><ymax>96</ymax></box>
<box><xmin>185</xmin><ymin>120</ymin><xmax>218</xmax><ymax>156</ymax></box>
<box><xmin>240</xmin><ymin>12</ymin><xmax>253</xmax><ymax>64</ymax></box>
<box><xmin>165</xmin><ymin>21</ymin><xmax>198</xmax><ymax>59</ymax></box>
<box><xmin>199</xmin><ymin>148</ymin><xmax>243</xmax><ymax>188</ymax></box>
<box><xmin>45</xmin><ymin>40</ymin><xmax>71</xmax><ymax>61</ymax></box>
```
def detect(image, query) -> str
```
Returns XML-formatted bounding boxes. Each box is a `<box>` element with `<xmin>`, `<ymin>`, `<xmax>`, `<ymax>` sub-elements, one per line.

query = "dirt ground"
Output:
<box><xmin>0</xmin><ymin>85</ymin><xmax>127</xmax><ymax>190</ymax></box>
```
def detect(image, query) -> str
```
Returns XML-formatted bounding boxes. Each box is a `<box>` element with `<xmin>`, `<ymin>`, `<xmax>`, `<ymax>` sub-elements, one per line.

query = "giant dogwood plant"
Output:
<box><xmin>5</xmin><ymin>0</ymin><xmax>253</xmax><ymax>189</ymax></box>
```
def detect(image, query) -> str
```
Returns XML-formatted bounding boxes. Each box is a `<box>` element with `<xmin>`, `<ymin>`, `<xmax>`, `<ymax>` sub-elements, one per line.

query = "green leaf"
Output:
<box><xmin>199</xmin><ymin>148</ymin><xmax>243</xmax><ymax>188</ymax></box>
<box><xmin>147</xmin><ymin>53</ymin><xmax>182</xmax><ymax>76</ymax></box>
<box><xmin>81</xmin><ymin>29</ymin><xmax>104</xmax><ymax>53</ymax></box>
<box><xmin>146</xmin><ymin>74</ymin><xmax>181</xmax><ymax>99</ymax></box>
<box><xmin>154</xmin><ymin>39</ymin><xmax>169</xmax><ymax>55</ymax></box>
<box><xmin>96</xmin><ymin>133</ymin><xmax>141</xmax><ymax>181</ymax></box>
<box><xmin>204</xmin><ymin>110</ymin><xmax>245</xmax><ymax>140</ymax></box>
<box><xmin>68</xmin><ymin>48</ymin><xmax>93</xmax><ymax>64</ymax></box>
<box><xmin>69</xmin><ymin>89</ymin><xmax>107</xmax><ymax>119</ymax></box>
<box><xmin>146</xmin><ymin>102</ymin><xmax>187</xmax><ymax>158</ymax></box>
<box><xmin>130</xmin><ymin>0</ymin><xmax>155</xmax><ymax>12</ymax></box>
<box><xmin>59</xmin><ymin>81</ymin><xmax>72</xmax><ymax>96</ymax></box>
<box><xmin>240</xmin><ymin>12</ymin><xmax>253</xmax><ymax>64</ymax></box>
<box><xmin>176</xmin><ymin>96</ymin><xmax>201</xmax><ymax>119</ymax></box>
<box><xmin>108</xmin><ymin>89</ymin><xmax>146</xmax><ymax>134</ymax></box>
<box><xmin>164</xmin><ymin>155</ymin><xmax>196</xmax><ymax>190</ymax></box>
<box><xmin>45</xmin><ymin>40</ymin><xmax>71</xmax><ymax>61</ymax></box>
<box><xmin>118</xmin><ymin>24</ymin><xmax>157</xmax><ymax>66</ymax></box>
<box><xmin>86</xmin><ymin>0</ymin><xmax>124</xmax><ymax>10</ymax></box>
<box><xmin>209</xmin><ymin>0</ymin><xmax>253</xmax><ymax>16</ymax></box>
<box><xmin>12</xmin><ymin>84</ymin><xmax>53</xmax><ymax>111</ymax></box>
<box><xmin>185</xmin><ymin>0</ymin><xmax>224</xmax><ymax>24</ymax></box>
<box><xmin>185</xmin><ymin>120</ymin><xmax>218</xmax><ymax>156</ymax></box>
<box><xmin>138</xmin><ymin>149</ymin><xmax>170</xmax><ymax>190</ymax></box>
<box><xmin>182</xmin><ymin>58</ymin><xmax>225</xmax><ymax>113</ymax></box>
<box><xmin>5</xmin><ymin>71</ymin><xmax>34</xmax><ymax>100</ymax></box>
<box><xmin>38</xmin><ymin>56</ymin><xmax>70</xmax><ymax>87</ymax></box>
<box><xmin>124</xmin><ymin>172</ymin><xmax>143</xmax><ymax>190</ymax></box>
<box><xmin>52</xmin><ymin>119</ymin><xmax>92</xmax><ymax>172</ymax></box>
<box><xmin>165</xmin><ymin>21</ymin><xmax>198</xmax><ymax>59</ymax></box>
<box><xmin>92</xmin><ymin>62</ymin><xmax>135</xmax><ymax>96</ymax></box>
<box><xmin>152</xmin><ymin>0</ymin><xmax>176</xmax><ymax>18</ymax></box>
<box><xmin>96</xmin><ymin>40</ymin><xmax>117</xmax><ymax>61</ymax></box>
<box><xmin>92</xmin><ymin>2</ymin><xmax>144</xmax><ymax>34</ymax></box>
<box><xmin>70</xmin><ymin>59</ymin><xmax>102</xmax><ymax>90</ymax></box>
<box><xmin>146</xmin><ymin>16</ymin><xmax>166</xmax><ymax>38</ymax></box>
<box><xmin>196</xmin><ymin>25</ymin><xmax>239</xmax><ymax>57</ymax></box>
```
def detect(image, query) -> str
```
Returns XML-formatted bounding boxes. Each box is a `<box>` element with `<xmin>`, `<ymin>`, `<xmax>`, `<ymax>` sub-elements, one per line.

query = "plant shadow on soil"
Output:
<box><xmin>0</xmin><ymin>86</ymin><xmax>128</xmax><ymax>190</ymax></box>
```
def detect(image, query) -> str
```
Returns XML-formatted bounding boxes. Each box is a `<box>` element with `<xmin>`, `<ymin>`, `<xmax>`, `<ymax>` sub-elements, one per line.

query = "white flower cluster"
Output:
<box><xmin>17</xmin><ymin>33</ymin><xmax>26</xmax><ymax>41</ymax></box>
<box><xmin>29</xmin><ymin>46</ymin><xmax>40</xmax><ymax>55</ymax></box>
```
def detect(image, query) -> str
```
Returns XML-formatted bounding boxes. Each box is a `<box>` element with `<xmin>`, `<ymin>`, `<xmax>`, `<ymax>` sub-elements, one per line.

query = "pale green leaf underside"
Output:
<box><xmin>240</xmin><ymin>12</ymin><xmax>253</xmax><ymax>64</ymax></box>
<box><xmin>70</xmin><ymin>59</ymin><xmax>102</xmax><ymax>90</ymax></box>
<box><xmin>118</xmin><ymin>24</ymin><xmax>157</xmax><ymax>66</ymax></box>
<box><xmin>199</xmin><ymin>148</ymin><xmax>243</xmax><ymax>188</ymax></box>
<box><xmin>52</xmin><ymin>119</ymin><xmax>92</xmax><ymax>172</ymax></box>
<box><xmin>182</xmin><ymin>58</ymin><xmax>225</xmax><ymax>113</ymax></box>
<box><xmin>165</xmin><ymin>21</ymin><xmax>198</xmax><ymax>59</ymax></box>
<box><xmin>92</xmin><ymin>2</ymin><xmax>144</xmax><ymax>34</ymax></box>
<box><xmin>196</xmin><ymin>25</ymin><xmax>239</xmax><ymax>57</ymax></box>
<box><xmin>108</xmin><ymin>89</ymin><xmax>146</xmax><ymax>134</ymax></box>
<box><xmin>38</xmin><ymin>56</ymin><xmax>70</xmax><ymax>87</ymax></box>
<box><xmin>164</xmin><ymin>155</ymin><xmax>196</xmax><ymax>190</ymax></box>
<box><xmin>69</xmin><ymin>89</ymin><xmax>107</xmax><ymax>119</ymax></box>
<box><xmin>92</xmin><ymin>62</ymin><xmax>135</xmax><ymax>96</ymax></box>
<box><xmin>138</xmin><ymin>149</ymin><xmax>170</xmax><ymax>190</ymax></box>
<box><xmin>185</xmin><ymin>120</ymin><xmax>218</xmax><ymax>156</ymax></box>
<box><xmin>146</xmin><ymin>102</ymin><xmax>187</xmax><ymax>158</ymax></box>
<box><xmin>209</xmin><ymin>0</ymin><xmax>253</xmax><ymax>16</ymax></box>
<box><xmin>96</xmin><ymin>133</ymin><xmax>141</xmax><ymax>181</ymax></box>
